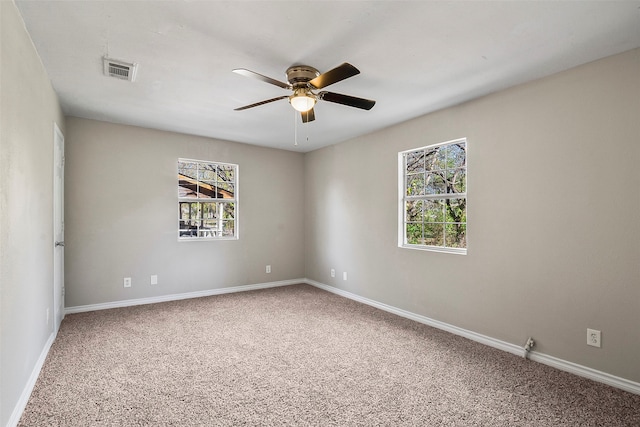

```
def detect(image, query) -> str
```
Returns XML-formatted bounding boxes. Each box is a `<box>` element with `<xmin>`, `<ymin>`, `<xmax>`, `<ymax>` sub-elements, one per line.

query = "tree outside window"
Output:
<box><xmin>400</xmin><ymin>139</ymin><xmax>466</xmax><ymax>254</ymax></box>
<box><xmin>178</xmin><ymin>159</ymin><xmax>238</xmax><ymax>240</ymax></box>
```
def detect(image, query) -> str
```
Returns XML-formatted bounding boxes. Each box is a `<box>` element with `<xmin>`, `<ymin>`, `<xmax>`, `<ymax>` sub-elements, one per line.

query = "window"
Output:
<box><xmin>399</xmin><ymin>138</ymin><xmax>466</xmax><ymax>254</ymax></box>
<box><xmin>178</xmin><ymin>159</ymin><xmax>238</xmax><ymax>240</ymax></box>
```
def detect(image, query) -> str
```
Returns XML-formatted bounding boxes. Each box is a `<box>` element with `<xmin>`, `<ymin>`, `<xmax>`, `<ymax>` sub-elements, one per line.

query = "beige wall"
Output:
<box><xmin>64</xmin><ymin>118</ymin><xmax>305</xmax><ymax>308</ymax></box>
<box><xmin>304</xmin><ymin>49</ymin><xmax>640</xmax><ymax>382</ymax></box>
<box><xmin>0</xmin><ymin>1</ymin><xmax>66</xmax><ymax>425</ymax></box>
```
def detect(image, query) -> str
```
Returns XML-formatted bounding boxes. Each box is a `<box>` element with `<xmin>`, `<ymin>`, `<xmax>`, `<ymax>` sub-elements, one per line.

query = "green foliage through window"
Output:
<box><xmin>401</xmin><ymin>139</ymin><xmax>466</xmax><ymax>252</ymax></box>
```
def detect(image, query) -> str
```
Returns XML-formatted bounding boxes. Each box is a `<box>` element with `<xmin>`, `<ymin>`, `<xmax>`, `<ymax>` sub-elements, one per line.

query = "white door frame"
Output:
<box><xmin>53</xmin><ymin>123</ymin><xmax>65</xmax><ymax>332</ymax></box>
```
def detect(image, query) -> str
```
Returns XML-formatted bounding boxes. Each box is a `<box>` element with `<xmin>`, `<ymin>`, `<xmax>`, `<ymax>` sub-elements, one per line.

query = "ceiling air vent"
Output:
<box><xmin>103</xmin><ymin>57</ymin><xmax>138</xmax><ymax>82</ymax></box>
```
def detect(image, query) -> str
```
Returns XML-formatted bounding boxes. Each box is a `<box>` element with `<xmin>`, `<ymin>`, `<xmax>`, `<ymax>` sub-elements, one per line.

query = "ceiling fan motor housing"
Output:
<box><xmin>286</xmin><ymin>66</ymin><xmax>320</xmax><ymax>88</ymax></box>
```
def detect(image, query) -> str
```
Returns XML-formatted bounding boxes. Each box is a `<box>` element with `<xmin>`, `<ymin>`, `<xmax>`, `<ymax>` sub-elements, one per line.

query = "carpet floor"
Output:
<box><xmin>19</xmin><ymin>284</ymin><xmax>640</xmax><ymax>426</ymax></box>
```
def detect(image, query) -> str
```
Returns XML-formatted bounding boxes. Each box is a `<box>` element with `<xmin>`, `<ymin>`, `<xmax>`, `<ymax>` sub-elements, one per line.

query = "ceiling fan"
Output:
<box><xmin>232</xmin><ymin>63</ymin><xmax>375</xmax><ymax>123</ymax></box>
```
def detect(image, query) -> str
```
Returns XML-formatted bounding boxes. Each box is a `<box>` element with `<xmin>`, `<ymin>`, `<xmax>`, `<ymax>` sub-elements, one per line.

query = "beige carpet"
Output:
<box><xmin>19</xmin><ymin>284</ymin><xmax>640</xmax><ymax>426</ymax></box>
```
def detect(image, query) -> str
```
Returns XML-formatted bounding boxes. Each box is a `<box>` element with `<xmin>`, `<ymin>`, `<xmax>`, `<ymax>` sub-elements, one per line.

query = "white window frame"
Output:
<box><xmin>398</xmin><ymin>138</ymin><xmax>467</xmax><ymax>255</ymax></box>
<box><xmin>178</xmin><ymin>158</ymin><xmax>239</xmax><ymax>241</ymax></box>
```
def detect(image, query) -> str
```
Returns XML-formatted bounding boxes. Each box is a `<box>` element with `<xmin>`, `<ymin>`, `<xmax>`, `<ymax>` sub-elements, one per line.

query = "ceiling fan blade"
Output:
<box><xmin>319</xmin><ymin>91</ymin><xmax>376</xmax><ymax>110</ymax></box>
<box><xmin>301</xmin><ymin>108</ymin><xmax>315</xmax><ymax>123</ymax></box>
<box><xmin>234</xmin><ymin>95</ymin><xmax>289</xmax><ymax>111</ymax></box>
<box><xmin>232</xmin><ymin>69</ymin><xmax>292</xmax><ymax>89</ymax></box>
<box><xmin>309</xmin><ymin>63</ymin><xmax>360</xmax><ymax>89</ymax></box>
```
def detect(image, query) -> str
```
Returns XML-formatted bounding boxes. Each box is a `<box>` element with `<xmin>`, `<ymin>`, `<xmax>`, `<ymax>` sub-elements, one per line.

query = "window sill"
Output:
<box><xmin>178</xmin><ymin>236</ymin><xmax>238</xmax><ymax>242</ymax></box>
<box><xmin>400</xmin><ymin>244</ymin><xmax>467</xmax><ymax>255</ymax></box>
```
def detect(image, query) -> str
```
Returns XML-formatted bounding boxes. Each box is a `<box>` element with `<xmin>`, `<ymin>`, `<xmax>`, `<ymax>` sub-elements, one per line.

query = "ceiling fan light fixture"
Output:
<box><xmin>290</xmin><ymin>93</ymin><xmax>316</xmax><ymax>112</ymax></box>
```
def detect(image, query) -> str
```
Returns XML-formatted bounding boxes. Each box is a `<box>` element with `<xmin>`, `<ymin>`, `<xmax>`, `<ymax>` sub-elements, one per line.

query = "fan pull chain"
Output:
<box><xmin>294</xmin><ymin>110</ymin><xmax>298</xmax><ymax>146</ymax></box>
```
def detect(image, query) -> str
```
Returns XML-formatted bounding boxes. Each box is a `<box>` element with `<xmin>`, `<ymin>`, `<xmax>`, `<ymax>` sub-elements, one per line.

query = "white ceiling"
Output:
<box><xmin>15</xmin><ymin>1</ymin><xmax>640</xmax><ymax>152</ymax></box>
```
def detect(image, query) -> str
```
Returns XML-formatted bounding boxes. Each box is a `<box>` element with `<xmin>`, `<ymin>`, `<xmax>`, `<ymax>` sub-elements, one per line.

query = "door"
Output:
<box><xmin>53</xmin><ymin>123</ymin><xmax>65</xmax><ymax>332</ymax></box>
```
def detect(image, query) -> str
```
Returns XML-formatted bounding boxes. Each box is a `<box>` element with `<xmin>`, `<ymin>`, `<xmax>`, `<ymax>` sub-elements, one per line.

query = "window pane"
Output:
<box><xmin>200</xmin><ymin>203</ymin><xmax>218</xmax><ymax>219</ymax></box>
<box><xmin>178</xmin><ymin>173</ymin><xmax>199</xmax><ymax>198</ymax></box>
<box><xmin>179</xmin><ymin>220</ymin><xmax>196</xmax><ymax>231</ymax></box>
<box><xmin>198</xmin><ymin>228</ymin><xmax>215</xmax><ymax>238</ymax></box>
<box><xmin>201</xmin><ymin>219</ymin><xmax>217</xmax><ymax>228</ymax></box>
<box><xmin>180</xmin><ymin>221</ymin><xmax>197</xmax><ymax>230</ymax></box>
<box><xmin>198</xmin><ymin>163</ymin><xmax>217</xmax><ymax>181</ymax></box>
<box><xmin>178</xmin><ymin>186</ymin><xmax>197</xmax><ymax>198</ymax></box>
<box><xmin>179</xmin><ymin>227</ymin><xmax>197</xmax><ymax>237</ymax></box>
<box><xmin>405</xmin><ymin>151</ymin><xmax>425</xmax><ymax>173</ymax></box>
<box><xmin>434</xmin><ymin>146</ymin><xmax>447</xmax><ymax>170</ymax></box>
<box><xmin>406</xmin><ymin>223</ymin><xmax>423</xmax><ymax>245</ymax></box>
<box><xmin>445</xmin><ymin>223</ymin><xmax>466</xmax><ymax>248</ymax></box>
<box><xmin>179</xmin><ymin>202</ymin><xmax>198</xmax><ymax>235</ymax></box>
<box><xmin>178</xmin><ymin>161</ymin><xmax>197</xmax><ymax>178</ymax></box>
<box><xmin>199</xmin><ymin>219</ymin><xmax>218</xmax><ymax>237</ymax></box>
<box><xmin>217</xmin><ymin>182</ymin><xmax>234</xmax><ymax>198</ymax></box>
<box><xmin>424</xmin><ymin>223</ymin><xmax>444</xmax><ymax>246</ymax></box>
<box><xmin>218</xmin><ymin>165</ymin><xmax>235</xmax><ymax>182</ymax></box>
<box><xmin>425</xmin><ymin>172</ymin><xmax>446</xmax><ymax>194</ymax></box>
<box><xmin>446</xmin><ymin>168</ymin><xmax>466</xmax><ymax>194</ymax></box>
<box><xmin>221</xmin><ymin>220</ymin><xmax>235</xmax><ymax>236</ymax></box>
<box><xmin>424</xmin><ymin>200</ymin><xmax>444</xmax><ymax>222</ymax></box>
<box><xmin>424</xmin><ymin>147</ymin><xmax>439</xmax><ymax>170</ymax></box>
<box><xmin>447</xmin><ymin>143</ymin><xmax>466</xmax><ymax>168</ymax></box>
<box><xmin>222</xmin><ymin>202</ymin><xmax>235</xmax><ymax>219</ymax></box>
<box><xmin>182</xmin><ymin>202</ymin><xmax>200</xmax><ymax>220</ymax></box>
<box><xmin>180</xmin><ymin>203</ymin><xmax>191</xmax><ymax>219</ymax></box>
<box><xmin>405</xmin><ymin>200</ymin><xmax>423</xmax><ymax>222</ymax></box>
<box><xmin>196</xmin><ymin>182</ymin><xmax>215</xmax><ymax>199</ymax></box>
<box><xmin>406</xmin><ymin>173</ymin><xmax>425</xmax><ymax>196</ymax></box>
<box><xmin>445</xmin><ymin>198</ymin><xmax>466</xmax><ymax>224</ymax></box>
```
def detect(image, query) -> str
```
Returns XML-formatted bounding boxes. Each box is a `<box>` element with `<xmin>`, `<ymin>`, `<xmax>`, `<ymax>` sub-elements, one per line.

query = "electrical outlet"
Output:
<box><xmin>266</xmin><ymin>265</ymin><xmax>271</xmax><ymax>274</ymax></box>
<box><xmin>150</xmin><ymin>275</ymin><xmax>158</xmax><ymax>285</ymax></box>
<box><xmin>587</xmin><ymin>328</ymin><xmax>601</xmax><ymax>348</ymax></box>
<box><xmin>343</xmin><ymin>272</ymin><xmax>348</xmax><ymax>281</ymax></box>
<box><xmin>123</xmin><ymin>277</ymin><xmax>132</xmax><ymax>288</ymax></box>
<box><xmin>330</xmin><ymin>268</ymin><xmax>335</xmax><ymax>278</ymax></box>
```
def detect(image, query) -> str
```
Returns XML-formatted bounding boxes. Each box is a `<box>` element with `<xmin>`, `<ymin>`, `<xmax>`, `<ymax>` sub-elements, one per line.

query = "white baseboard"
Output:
<box><xmin>527</xmin><ymin>351</ymin><xmax>640</xmax><ymax>395</ymax></box>
<box><xmin>7</xmin><ymin>332</ymin><xmax>56</xmax><ymax>427</ymax></box>
<box><xmin>65</xmin><ymin>279</ymin><xmax>304</xmax><ymax>314</ymax></box>
<box><xmin>304</xmin><ymin>279</ymin><xmax>640</xmax><ymax>396</ymax></box>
